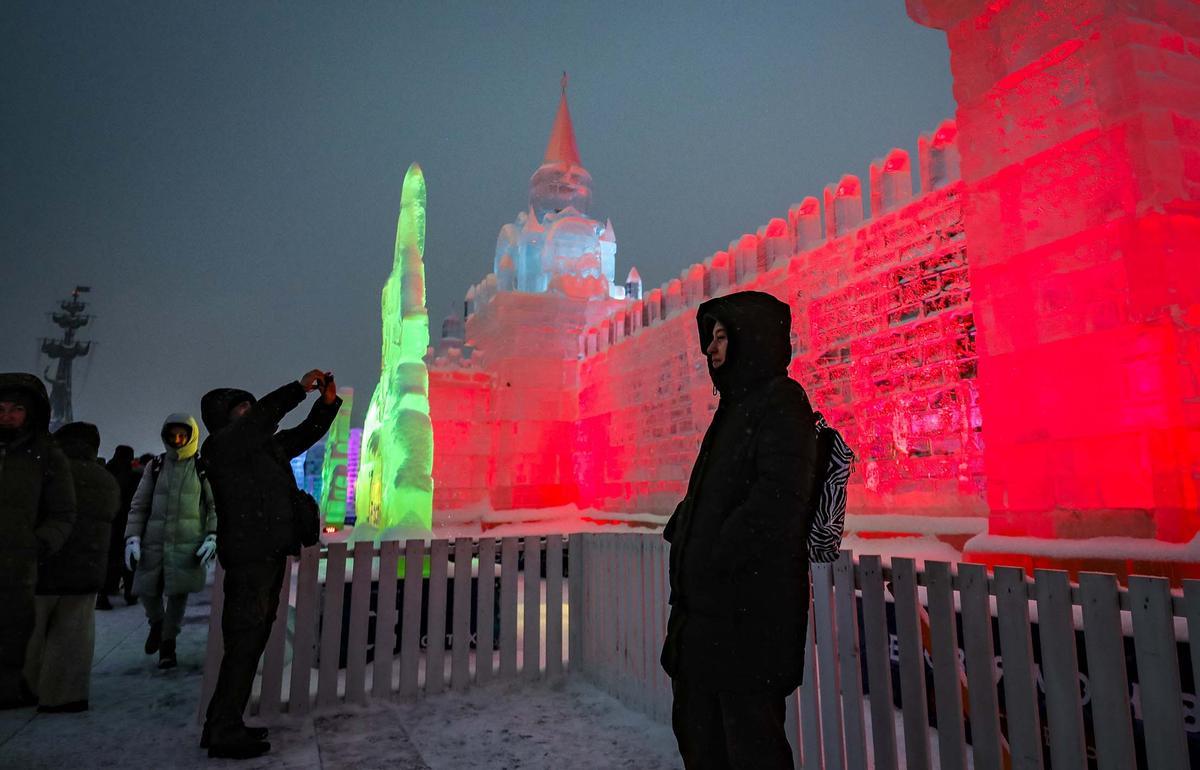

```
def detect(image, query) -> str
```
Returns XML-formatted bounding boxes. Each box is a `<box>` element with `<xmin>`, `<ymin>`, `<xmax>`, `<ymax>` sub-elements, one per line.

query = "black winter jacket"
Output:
<box><xmin>0</xmin><ymin>373</ymin><xmax>76</xmax><ymax>589</ymax></box>
<box><xmin>38</xmin><ymin>423</ymin><xmax>120</xmax><ymax>595</ymax></box>
<box><xmin>661</xmin><ymin>292</ymin><xmax>818</xmax><ymax>694</ymax></box>
<box><xmin>200</xmin><ymin>382</ymin><xmax>341</xmax><ymax>568</ymax></box>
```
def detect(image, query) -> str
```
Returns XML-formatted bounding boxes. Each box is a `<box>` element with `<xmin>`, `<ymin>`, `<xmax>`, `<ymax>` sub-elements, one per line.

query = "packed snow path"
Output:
<box><xmin>0</xmin><ymin>587</ymin><xmax>681</xmax><ymax>769</ymax></box>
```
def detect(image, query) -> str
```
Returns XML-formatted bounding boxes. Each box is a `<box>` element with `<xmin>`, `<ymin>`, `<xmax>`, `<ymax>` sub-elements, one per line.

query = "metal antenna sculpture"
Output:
<box><xmin>41</xmin><ymin>286</ymin><xmax>94</xmax><ymax>430</ymax></box>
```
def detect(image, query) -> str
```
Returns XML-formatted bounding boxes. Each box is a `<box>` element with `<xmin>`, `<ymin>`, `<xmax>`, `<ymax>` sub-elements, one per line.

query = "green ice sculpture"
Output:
<box><xmin>318</xmin><ymin>388</ymin><xmax>353</xmax><ymax>529</ymax></box>
<box><xmin>354</xmin><ymin>163</ymin><xmax>434</xmax><ymax>538</ymax></box>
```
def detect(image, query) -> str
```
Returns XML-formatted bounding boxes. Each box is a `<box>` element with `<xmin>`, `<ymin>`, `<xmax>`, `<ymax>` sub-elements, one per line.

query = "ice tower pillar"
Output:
<box><xmin>909</xmin><ymin>1</ymin><xmax>1200</xmax><ymax>547</ymax></box>
<box><xmin>355</xmin><ymin>162</ymin><xmax>434</xmax><ymax>537</ymax></box>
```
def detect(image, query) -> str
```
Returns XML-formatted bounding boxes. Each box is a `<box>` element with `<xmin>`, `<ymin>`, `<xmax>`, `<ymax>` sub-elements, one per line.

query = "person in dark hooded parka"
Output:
<box><xmin>661</xmin><ymin>292</ymin><xmax>818</xmax><ymax>770</ymax></box>
<box><xmin>100</xmin><ymin>444</ymin><xmax>138</xmax><ymax>609</ymax></box>
<box><xmin>25</xmin><ymin>422</ymin><xmax>119</xmax><ymax>712</ymax></box>
<box><xmin>198</xmin><ymin>370</ymin><xmax>340</xmax><ymax>759</ymax></box>
<box><xmin>0</xmin><ymin>373</ymin><xmax>75</xmax><ymax>710</ymax></box>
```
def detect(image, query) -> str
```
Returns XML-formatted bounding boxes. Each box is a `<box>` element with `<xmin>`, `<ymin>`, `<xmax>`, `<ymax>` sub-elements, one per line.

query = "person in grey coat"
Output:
<box><xmin>123</xmin><ymin>413</ymin><xmax>217</xmax><ymax>668</ymax></box>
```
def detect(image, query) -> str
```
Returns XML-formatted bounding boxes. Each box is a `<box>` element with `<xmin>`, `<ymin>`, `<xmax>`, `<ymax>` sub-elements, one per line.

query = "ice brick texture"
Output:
<box><xmin>910</xmin><ymin>0</ymin><xmax>1200</xmax><ymax>543</ymax></box>
<box><xmin>431</xmin><ymin>0</ymin><xmax>1200</xmax><ymax>551</ymax></box>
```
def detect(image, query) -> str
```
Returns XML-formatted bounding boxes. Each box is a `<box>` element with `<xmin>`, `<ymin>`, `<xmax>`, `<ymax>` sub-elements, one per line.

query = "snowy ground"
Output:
<box><xmin>0</xmin><ymin>587</ymin><xmax>681</xmax><ymax>770</ymax></box>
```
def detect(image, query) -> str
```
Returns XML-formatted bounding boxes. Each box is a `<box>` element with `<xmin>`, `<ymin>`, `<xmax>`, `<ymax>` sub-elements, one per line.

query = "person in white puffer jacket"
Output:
<box><xmin>124</xmin><ymin>413</ymin><xmax>216</xmax><ymax>669</ymax></box>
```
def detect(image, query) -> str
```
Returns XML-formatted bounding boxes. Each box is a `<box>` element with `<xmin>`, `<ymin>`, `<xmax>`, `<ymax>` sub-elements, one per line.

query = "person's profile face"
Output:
<box><xmin>228</xmin><ymin>401</ymin><xmax>252</xmax><ymax>422</ymax></box>
<box><xmin>707</xmin><ymin>320</ymin><xmax>729</xmax><ymax>369</ymax></box>
<box><xmin>0</xmin><ymin>401</ymin><xmax>28</xmax><ymax>430</ymax></box>
<box><xmin>164</xmin><ymin>424</ymin><xmax>191</xmax><ymax>448</ymax></box>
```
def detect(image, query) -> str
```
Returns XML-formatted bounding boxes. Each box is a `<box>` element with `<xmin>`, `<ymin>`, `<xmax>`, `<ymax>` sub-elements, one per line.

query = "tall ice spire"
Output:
<box><xmin>543</xmin><ymin>72</ymin><xmax>581</xmax><ymax>165</ymax></box>
<box><xmin>355</xmin><ymin>162</ymin><xmax>434</xmax><ymax>539</ymax></box>
<box><xmin>530</xmin><ymin>72</ymin><xmax>593</xmax><ymax>219</ymax></box>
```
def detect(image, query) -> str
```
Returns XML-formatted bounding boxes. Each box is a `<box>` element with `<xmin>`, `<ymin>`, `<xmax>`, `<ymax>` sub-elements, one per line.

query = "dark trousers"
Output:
<box><xmin>0</xmin><ymin>586</ymin><xmax>35</xmax><ymax>703</ymax></box>
<box><xmin>204</xmin><ymin>559</ymin><xmax>285</xmax><ymax>738</ymax></box>
<box><xmin>671</xmin><ymin>678</ymin><xmax>794</xmax><ymax>770</ymax></box>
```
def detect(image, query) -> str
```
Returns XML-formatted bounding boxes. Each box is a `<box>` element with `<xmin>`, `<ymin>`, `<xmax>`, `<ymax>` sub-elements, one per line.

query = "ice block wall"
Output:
<box><xmin>430</xmin><ymin>0</ymin><xmax>1200</xmax><ymax>563</ymax></box>
<box><xmin>575</xmin><ymin>129</ymin><xmax>978</xmax><ymax>519</ymax></box>
<box><xmin>432</xmin><ymin>124</ymin><xmax>976</xmax><ymax>523</ymax></box>
<box><xmin>909</xmin><ymin>0</ymin><xmax>1200</xmax><ymax>546</ymax></box>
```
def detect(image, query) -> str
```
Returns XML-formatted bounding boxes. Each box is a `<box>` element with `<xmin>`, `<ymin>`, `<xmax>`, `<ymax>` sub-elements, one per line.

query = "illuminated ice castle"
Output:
<box><xmin>491</xmin><ymin>75</ymin><xmax>625</xmax><ymax>301</ymax></box>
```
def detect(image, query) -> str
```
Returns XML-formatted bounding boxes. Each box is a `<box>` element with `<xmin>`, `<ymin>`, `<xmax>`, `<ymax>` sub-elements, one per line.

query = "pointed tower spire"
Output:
<box><xmin>543</xmin><ymin>71</ymin><xmax>581</xmax><ymax>165</ymax></box>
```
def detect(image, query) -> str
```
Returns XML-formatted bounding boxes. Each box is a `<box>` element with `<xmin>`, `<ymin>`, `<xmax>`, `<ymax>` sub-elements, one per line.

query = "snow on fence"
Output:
<box><xmin>197</xmin><ymin>533</ymin><xmax>1198</xmax><ymax>770</ymax></box>
<box><xmin>197</xmin><ymin>536</ymin><xmax>569</xmax><ymax>722</ymax></box>
<box><xmin>570</xmin><ymin>534</ymin><xmax>1199</xmax><ymax>770</ymax></box>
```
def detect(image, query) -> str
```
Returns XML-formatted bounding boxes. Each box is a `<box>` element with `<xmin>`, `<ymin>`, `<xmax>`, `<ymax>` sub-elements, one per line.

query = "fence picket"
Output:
<box><xmin>1128</xmin><ymin>576</ymin><xmax>1188</xmax><ymax>770</ymax></box>
<box><xmin>858</xmin><ymin>555</ymin><xmax>898</xmax><ymax>770</ymax></box>
<box><xmin>398</xmin><ymin>539</ymin><xmax>424</xmax><ymax>698</ymax></box>
<box><xmin>1033</xmin><ymin>569</ymin><xmax>1085</xmax><ymax>770</ymax></box>
<box><xmin>451</xmin><ymin>538</ymin><xmax>473</xmax><ymax>690</ymax></box>
<box><xmin>659</xmin><ymin>539</ymin><xmax>672</xmax><ymax>723</ymax></box>
<box><xmin>633</xmin><ymin>532</ymin><xmax>643</xmax><ymax>710</ymax></box>
<box><xmin>614</xmin><ymin>530</ymin><xmax>624</xmax><ymax>700</ymax></box>
<box><xmin>317</xmin><ymin>543</ymin><xmax>348</xmax><ymax>707</ymax></box>
<box><xmin>833</xmin><ymin>552</ymin><xmax>868</xmax><ymax>770</ymax></box>
<box><xmin>602</xmin><ymin>537</ymin><xmax>613</xmax><ymax>694</ymax></box>
<box><xmin>813</xmin><ymin>562</ymin><xmax>846</xmax><ymax>770</ymax></box>
<box><xmin>891</xmin><ymin>557</ymin><xmax>932</xmax><ymax>770</ymax></box>
<box><xmin>643</xmin><ymin>532</ymin><xmax>662</xmax><ymax>719</ymax></box>
<box><xmin>926</xmin><ymin>560</ymin><xmax>967</xmax><ymax>770</ymax></box>
<box><xmin>345</xmin><ymin>541</ymin><xmax>373</xmax><ymax>705</ymax></box>
<box><xmin>1078</xmin><ymin>572</ymin><xmax>1135</xmax><ymax>770</ymax></box>
<box><xmin>800</xmin><ymin>595</ymin><xmax>824</xmax><ymax>770</ymax></box>
<box><xmin>994</xmin><ymin>566</ymin><xmax>1043</xmax><ymax>770</ymax></box>
<box><xmin>425</xmin><ymin>539</ymin><xmax>449</xmax><ymax>694</ymax></box>
<box><xmin>1184</xmin><ymin>581</ymin><xmax>1200</xmax><ymax>724</ymax></box>
<box><xmin>373</xmin><ymin>540</ymin><xmax>400</xmax><ymax>699</ymax></box>
<box><xmin>288</xmin><ymin>546</ymin><xmax>320</xmax><ymax>715</ymax></box>
<box><xmin>523</xmin><ymin>537</ymin><xmax>542</xmax><ymax>679</ymax></box>
<box><xmin>257</xmin><ymin>556</ymin><xmax>293</xmax><ymax>718</ymax></box>
<box><xmin>958</xmin><ymin>562</ymin><xmax>1004</xmax><ymax>770</ymax></box>
<box><xmin>476</xmin><ymin>538</ymin><xmax>496</xmax><ymax>685</ymax></box>
<box><xmin>545</xmin><ymin>535</ymin><xmax>564</xmax><ymax>679</ymax></box>
<box><xmin>197</xmin><ymin>564</ymin><xmax>226</xmax><ymax>724</ymax></box>
<box><xmin>499</xmin><ymin>537</ymin><xmax>519</xmax><ymax>678</ymax></box>
<box><xmin>567</xmin><ymin>535</ymin><xmax>582</xmax><ymax>676</ymax></box>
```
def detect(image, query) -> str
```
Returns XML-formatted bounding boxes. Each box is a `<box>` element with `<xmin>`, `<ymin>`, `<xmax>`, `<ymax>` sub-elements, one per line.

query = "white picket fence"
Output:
<box><xmin>198</xmin><ymin>533</ymin><xmax>1198</xmax><ymax>770</ymax></box>
<box><xmin>571</xmin><ymin>535</ymin><xmax>1199</xmax><ymax>770</ymax></box>
<box><xmin>198</xmin><ymin>535</ymin><xmax>569</xmax><ymax>722</ymax></box>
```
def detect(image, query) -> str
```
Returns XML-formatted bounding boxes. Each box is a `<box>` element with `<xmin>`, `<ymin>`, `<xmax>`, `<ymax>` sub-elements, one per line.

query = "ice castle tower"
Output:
<box><xmin>493</xmin><ymin>74</ymin><xmax>620</xmax><ymax>300</ymax></box>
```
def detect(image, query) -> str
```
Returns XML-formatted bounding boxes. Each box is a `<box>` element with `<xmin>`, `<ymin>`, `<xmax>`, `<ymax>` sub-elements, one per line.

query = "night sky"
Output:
<box><xmin>1</xmin><ymin>1</ymin><xmax>954</xmax><ymax>457</ymax></box>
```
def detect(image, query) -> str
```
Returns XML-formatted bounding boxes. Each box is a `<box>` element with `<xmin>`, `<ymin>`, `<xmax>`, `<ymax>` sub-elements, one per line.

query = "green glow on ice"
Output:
<box><xmin>354</xmin><ymin>163</ymin><xmax>434</xmax><ymax>537</ymax></box>
<box><xmin>317</xmin><ymin>389</ymin><xmax>353</xmax><ymax>529</ymax></box>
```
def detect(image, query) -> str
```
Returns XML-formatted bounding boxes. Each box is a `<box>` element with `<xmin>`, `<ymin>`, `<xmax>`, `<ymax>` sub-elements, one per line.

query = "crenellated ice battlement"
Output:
<box><xmin>574</xmin><ymin>119</ymin><xmax>961</xmax><ymax>358</ymax></box>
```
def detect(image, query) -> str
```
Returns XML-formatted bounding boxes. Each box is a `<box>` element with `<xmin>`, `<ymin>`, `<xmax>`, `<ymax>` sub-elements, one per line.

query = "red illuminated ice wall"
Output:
<box><xmin>909</xmin><ymin>0</ymin><xmax>1200</xmax><ymax>552</ymax></box>
<box><xmin>432</xmin><ymin>127</ymin><xmax>979</xmax><ymax>527</ymax></box>
<box><xmin>574</xmin><ymin>136</ymin><xmax>978</xmax><ymax>521</ymax></box>
<box><xmin>430</xmin><ymin>1</ymin><xmax>1200</xmax><ymax>571</ymax></box>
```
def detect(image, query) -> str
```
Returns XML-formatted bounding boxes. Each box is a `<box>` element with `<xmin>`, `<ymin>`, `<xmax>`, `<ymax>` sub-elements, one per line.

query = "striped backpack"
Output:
<box><xmin>807</xmin><ymin>412</ymin><xmax>854</xmax><ymax>563</ymax></box>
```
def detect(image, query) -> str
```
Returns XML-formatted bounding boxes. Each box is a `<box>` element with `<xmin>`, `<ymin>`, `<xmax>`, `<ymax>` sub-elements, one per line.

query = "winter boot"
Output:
<box><xmin>157</xmin><ymin>638</ymin><xmax>177</xmax><ymax>669</ymax></box>
<box><xmin>200</xmin><ymin>723</ymin><xmax>268</xmax><ymax>749</ymax></box>
<box><xmin>207</xmin><ymin>733</ymin><xmax>270</xmax><ymax>760</ymax></box>
<box><xmin>95</xmin><ymin>594</ymin><xmax>113</xmax><ymax>611</ymax></box>
<box><xmin>144</xmin><ymin>620</ymin><xmax>163</xmax><ymax>655</ymax></box>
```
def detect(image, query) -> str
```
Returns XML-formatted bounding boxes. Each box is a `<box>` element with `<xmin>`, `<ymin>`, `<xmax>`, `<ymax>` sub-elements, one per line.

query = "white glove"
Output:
<box><xmin>125</xmin><ymin>536</ymin><xmax>141</xmax><ymax>571</ymax></box>
<box><xmin>196</xmin><ymin>534</ymin><xmax>217</xmax><ymax>566</ymax></box>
